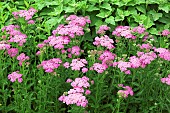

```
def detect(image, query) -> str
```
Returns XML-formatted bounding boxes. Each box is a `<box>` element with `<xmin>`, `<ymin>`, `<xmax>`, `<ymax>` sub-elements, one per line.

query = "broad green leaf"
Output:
<box><xmin>136</xmin><ymin>5</ymin><xmax>146</xmax><ymax>14</ymax></box>
<box><xmin>86</xmin><ymin>5</ymin><xmax>99</xmax><ymax>12</ymax></box>
<box><xmin>96</xmin><ymin>9</ymin><xmax>112</xmax><ymax>18</ymax></box>
<box><xmin>124</xmin><ymin>11</ymin><xmax>131</xmax><ymax>16</ymax></box>
<box><xmin>100</xmin><ymin>2</ymin><xmax>112</xmax><ymax>11</ymax></box>
<box><xmin>149</xmin><ymin>28</ymin><xmax>159</xmax><ymax>35</ymax></box>
<box><xmin>133</xmin><ymin>14</ymin><xmax>147</xmax><ymax>24</ymax></box>
<box><xmin>128</xmin><ymin>7</ymin><xmax>137</xmax><ymax>15</ymax></box>
<box><xmin>159</xmin><ymin>4</ymin><xmax>169</xmax><ymax>13</ymax></box>
<box><xmin>143</xmin><ymin>17</ymin><xmax>154</xmax><ymax>28</ymax></box>
<box><xmin>64</xmin><ymin>6</ymin><xmax>75</xmax><ymax>13</ymax></box>
<box><xmin>148</xmin><ymin>10</ymin><xmax>162</xmax><ymax>21</ymax></box>
<box><xmin>115</xmin><ymin>16</ymin><xmax>124</xmax><ymax>21</ymax></box>
<box><xmin>105</xmin><ymin>16</ymin><xmax>115</xmax><ymax>25</ymax></box>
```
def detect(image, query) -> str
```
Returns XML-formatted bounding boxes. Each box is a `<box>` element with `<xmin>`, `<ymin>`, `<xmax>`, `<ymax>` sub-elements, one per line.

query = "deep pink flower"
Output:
<box><xmin>7</xmin><ymin>48</ymin><xmax>18</xmax><ymax>57</ymax></box>
<box><xmin>8</xmin><ymin>71</ymin><xmax>23</xmax><ymax>83</ymax></box>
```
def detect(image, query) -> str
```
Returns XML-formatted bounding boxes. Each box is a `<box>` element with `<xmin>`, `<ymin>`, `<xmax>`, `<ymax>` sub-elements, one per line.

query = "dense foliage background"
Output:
<box><xmin>0</xmin><ymin>0</ymin><xmax>170</xmax><ymax>113</ymax></box>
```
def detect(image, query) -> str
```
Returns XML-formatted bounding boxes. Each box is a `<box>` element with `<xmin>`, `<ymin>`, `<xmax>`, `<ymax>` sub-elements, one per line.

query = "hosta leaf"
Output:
<box><xmin>105</xmin><ymin>16</ymin><xmax>115</xmax><ymax>25</ymax></box>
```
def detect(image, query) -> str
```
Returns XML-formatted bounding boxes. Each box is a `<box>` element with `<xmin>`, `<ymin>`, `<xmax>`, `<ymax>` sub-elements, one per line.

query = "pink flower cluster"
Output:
<box><xmin>17</xmin><ymin>53</ymin><xmax>30</xmax><ymax>66</ymax></box>
<box><xmin>0</xmin><ymin>41</ymin><xmax>11</xmax><ymax>50</ymax></box>
<box><xmin>93</xmin><ymin>35</ymin><xmax>115</xmax><ymax>49</ymax></box>
<box><xmin>138</xmin><ymin>43</ymin><xmax>152</xmax><ymax>50</ymax></box>
<box><xmin>44</xmin><ymin>36</ymin><xmax>70</xmax><ymax>50</ymax></box>
<box><xmin>112</xmin><ymin>26</ymin><xmax>136</xmax><ymax>39</ymax></box>
<box><xmin>2</xmin><ymin>25</ymin><xmax>27</xmax><ymax>46</ymax></box>
<box><xmin>99</xmin><ymin>50</ymin><xmax>116</xmax><ymax>65</ymax></box>
<box><xmin>7</xmin><ymin>48</ymin><xmax>19</xmax><ymax>57</ymax></box>
<box><xmin>52</xmin><ymin>15</ymin><xmax>90</xmax><ymax>38</ymax></box>
<box><xmin>132</xmin><ymin>25</ymin><xmax>146</xmax><ymax>34</ymax></box>
<box><xmin>153</xmin><ymin>47</ymin><xmax>170</xmax><ymax>61</ymax></box>
<box><xmin>66</xmin><ymin>46</ymin><xmax>82</xmax><ymax>57</ymax></box>
<box><xmin>12</xmin><ymin>7</ymin><xmax>37</xmax><ymax>24</ymax></box>
<box><xmin>52</xmin><ymin>24</ymin><xmax>84</xmax><ymax>38</ymax></box>
<box><xmin>113</xmin><ymin>61</ymin><xmax>131</xmax><ymax>74</ymax></box>
<box><xmin>59</xmin><ymin>76</ymin><xmax>92</xmax><ymax>107</ymax></box>
<box><xmin>162</xmin><ymin>29</ymin><xmax>170</xmax><ymax>36</ymax></box>
<box><xmin>161</xmin><ymin>74</ymin><xmax>170</xmax><ymax>85</ymax></box>
<box><xmin>137</xmin><ymin>51</ymin><xmax>157</xmax><ymax>68</ymax></box>
<box><xmin>8</xmin><ymin>71</ymin><xmax>23</xmax><ymax>83</ymax></box>
<box><xmin>38</xmin><ymin>58</ymin><xmax>62</xmax><ymax>73</ymax></box>
<box><xmin>70</xmin><ymin>59</ymin><xmax>88</xmax><ymax>73</ymax></box>
<box><xmin>117</xmin><ymin>84</ymin><xmax>134</xmax><ymax>98</ymax></box>
<box><xmin>66</xmin><ymin>15</ymin><xmax>91</xmax><ymax>27</ymax></box>
<box><xmin>97</xmin><ymin>25</ymin><xmax>110</xmax><ymax>34</ymax></box>
<box><xmin>90</xmin><ymin>63</ymin><xmax>108</xmax><ymax>73</ymax></box>
<box><xmin>113</xmin><ymin>51</ymin><xmax>157</xmax><ymax>74</ymax></box>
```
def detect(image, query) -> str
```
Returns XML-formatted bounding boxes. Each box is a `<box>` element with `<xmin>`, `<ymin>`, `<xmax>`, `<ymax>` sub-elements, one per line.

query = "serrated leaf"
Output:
<box><xmin>100</xmin><ymin>2</ymin><xmax>112</xmax><ymax>11</ymax></box>
<box><xmin>105</xmin><ymin>16</ymin><xmax>115</xmax><ymax>25</ymax></box>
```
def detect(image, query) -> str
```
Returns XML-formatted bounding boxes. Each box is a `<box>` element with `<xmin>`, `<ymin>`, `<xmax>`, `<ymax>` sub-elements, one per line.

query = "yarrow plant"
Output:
<box><xmin>1</xmin><ymin>6</ymin><xmax>170</xmax><ymax>113</ymax></box>
<box><xmin>59</xmin><ymin>76</ymin><xmax>92</xmax><ymax>107</ymax></box>
<box><xmin>117</xmin><ymin>84</ymin><xmax>134</xmax><ymax>98</ymax></box>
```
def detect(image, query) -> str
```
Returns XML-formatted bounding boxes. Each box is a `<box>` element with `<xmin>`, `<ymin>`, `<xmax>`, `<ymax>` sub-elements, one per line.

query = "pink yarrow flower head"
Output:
<box><xmin>27</xmin><ymin>20</ymin><xmax>35</xmax><ymax>24</ymax></box>
<box><xmin>154</xmin><ymin>47</ymin><xmax>170</xmax><ymax>61</ymax></box>
<box><xmin>129</xmin><ymin>56</ymin><xmax>141</xmax><ymax>68</ymax></box>
<box><xmin>59</xmin><ymin>76</ymin><xmax>92</xmax><ymax>107</ymax></box>
<box><xmin>117</xmin><ymin>85</ymin><xmax>134</xmax><ymax>98</ymax></box>
<box><xmin>7</xmin><ymin>48</ymin><xmax>18</xmax><ymax>57</ymax></box>
<box><xmin>12</xmin><ymin>7</ymin><xmax>37</xmax><ymax>20</ymax></box>
<box><xmin>71</xmin><ymin>46</ymin><xmax>81</xmax><ymax>56</ymax></box>
<box><xmin>161</xmin><ymin>74</ymin><xmax>170</xmax><ymax>85</ymax></box>
<box><xmin>112</xmin><ymin>26</ymin><xmax>136</xmax><ymax>39</ymax></box>
<box><xmin>63</xmin><ymin>62</ymin><xmax>70</xmax><ymax>68</ymax></box>
<box><xmin>70</xmin><ymin>59</ymin><xmax>88</xmax><ymax>71</ymax></box>
<box><xmin>162</xmin><ymin>29</ymin><xmax>170</xmax><ymax>36</ymax></box>
<box><xmin>38</xmin><ymin>58</ymin><xmax>62</xmax><ymax>73</ymax></box>
<box><xmin>8</xmin><ymin>34</ymin><xmax>27</xmax><ymax>46</ymax></box>
<box><xmin>115</xmin><ymin>61</ymin><xmax>131</xmax><ymax>74</ymax></box>
<box><xmin>90</xmin><ymin>63</ymin><xmax>108</xmax><ymax>73</ymax></box>
<box><xmin>17</xmin><ymin>53</ymin><xmax>30</xmax><ymax>66</ymax></box>
<box><xmin>99</xmin><ymin>50</ymin><xmax>116</xmax><ymax>65</ymax></box>
<box><xmin>66</xmin><ymin>15</ymin><xmax>91</xmax><ymax>27</ymax></box>
<box><xmin>45</xmin><ymin>36</ymin><xmax>70</xmax><ymax>50</ymax></box>
<box><xmin>93</xmin><ymin>35</ymin><xmax>115</xmax><ymax>49</ymax></box>
<box><xmin>0</xmin><ymin>41</ymin><xmax>11</xmax><ymax>50</ymax></box>
<box><xmin>132</xmin><ymin>25</ymin><xmax>146</xmax><ymax>34</ymax></box>
<box><xmin>52</xmin><ymin>24</ymin><xmax>84</xmax><ymax>38</ymax></box>
<box><xmin>97</xmin><ymin>25</ymin><xmax>110</xmax><ymax>34</ymax></box>
<box><xmin>8</xmin><ymin>71</ymin><xmax>23</xmax><ymax>83</ymax></box>
<box><xmin>138</xmin><ymin>43</ymin><xmax>152</xmax><ymax>50</ymax></box>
